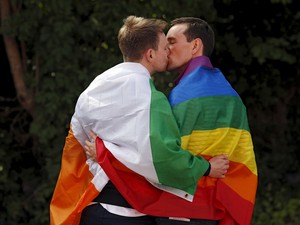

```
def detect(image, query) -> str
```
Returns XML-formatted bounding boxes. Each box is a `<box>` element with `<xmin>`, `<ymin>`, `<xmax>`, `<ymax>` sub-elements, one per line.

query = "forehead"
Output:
<box><xmin>167</xmin><ymin>24</ymin><xmax>188</xmax><ymax>39</ymax></box>
<box><xmin>158</xmin><ymin>32</ymin><xmax>167</xmax><ymax>44</ymax></box>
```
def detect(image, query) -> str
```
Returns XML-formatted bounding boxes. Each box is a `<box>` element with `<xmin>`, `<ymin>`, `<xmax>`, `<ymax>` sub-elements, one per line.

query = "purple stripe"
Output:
<box><xmin>174</xmin><ymin>56</ymin><xmax>213</xmax><ymax>85</ymax></box>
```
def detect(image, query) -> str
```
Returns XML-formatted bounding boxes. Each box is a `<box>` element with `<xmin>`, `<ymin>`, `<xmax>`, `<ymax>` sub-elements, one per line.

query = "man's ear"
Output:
<box><xmin>145</xmin><ymin>48</ymin><xmax>154</xmax><ymax>62</ymax></box>
<box><xmin>192</xmin><ymin>38</ymin><xmax>203</xmax><ymax>55</ymax></box>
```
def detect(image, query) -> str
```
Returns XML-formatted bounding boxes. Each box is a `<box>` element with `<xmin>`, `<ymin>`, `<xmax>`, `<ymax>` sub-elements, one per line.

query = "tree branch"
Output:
<box><xmin>0</xmin><ymin>0</ymin><xmax>34</xmax><ymax>116</ymax></box>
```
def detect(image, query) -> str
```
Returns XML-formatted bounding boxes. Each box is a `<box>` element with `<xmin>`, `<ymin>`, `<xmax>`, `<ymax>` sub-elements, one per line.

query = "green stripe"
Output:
<box><xmin>148</xmin><ymin>80</ymin><xmax>209</xmax><ymax>195</ymax></box>
<box><xmin>172</xmin><ymin>96</ymin><xmax>250</xmax><ymax>137</ymax></box>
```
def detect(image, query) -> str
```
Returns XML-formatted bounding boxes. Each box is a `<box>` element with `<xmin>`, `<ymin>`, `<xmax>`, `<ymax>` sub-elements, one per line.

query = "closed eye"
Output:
<box><xmin>167</xmin><ymin>38</ymin><xmax>176</xmax><ymax>45</ymax></box>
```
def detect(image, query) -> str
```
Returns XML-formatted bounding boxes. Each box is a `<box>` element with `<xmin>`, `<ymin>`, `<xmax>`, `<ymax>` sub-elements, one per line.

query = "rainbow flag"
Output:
<box><xmin>169</xmin><ymin>66</ymin><xmax>258</xmax><ymax>224</ymax></box>
<box><xmin>50</xmin><ymin>62</ymin><xmax>210</xmax><ymax>224</ymax></box>
<box><xmin>96</xmin><ymin>65</ymin><xmax>257</xmax><ymax>224</ymax></box>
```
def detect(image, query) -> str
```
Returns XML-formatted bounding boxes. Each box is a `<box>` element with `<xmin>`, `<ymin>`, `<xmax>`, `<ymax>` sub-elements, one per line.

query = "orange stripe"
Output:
<box><xmin>200</xmin><ymin>155</ymin><xmax>257</xmax><ymax>204</ymax></box>
<box><xmin>221</xmin><ymin>161</ymin><xmax>257</xmax><ymax>203</ymax></box>
<box><xmin>50</xmin><ymin>126</ymin><xmax>96</xmax><ymax>225</ymax></box>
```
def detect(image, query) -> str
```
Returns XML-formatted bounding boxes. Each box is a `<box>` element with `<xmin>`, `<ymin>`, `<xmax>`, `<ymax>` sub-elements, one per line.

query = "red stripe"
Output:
<box><xmin>216</xmin><ymin>181</ymin><xmax>255</xmax><ymax>225</ymax></box>
<box><xmin>200</xmin><ymin>155</ymin><xmax>257</xmax><ymax>204</ymax></box>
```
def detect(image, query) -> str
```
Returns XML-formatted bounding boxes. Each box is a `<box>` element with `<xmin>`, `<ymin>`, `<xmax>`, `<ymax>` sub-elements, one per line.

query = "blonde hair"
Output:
<box><xmin>118</xmin><ymin>15</ymin><xmax>167</xmax><ymax>61</ymax></box>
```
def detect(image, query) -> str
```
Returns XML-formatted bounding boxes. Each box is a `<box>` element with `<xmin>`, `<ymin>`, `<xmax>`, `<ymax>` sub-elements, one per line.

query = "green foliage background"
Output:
<box><xmin>0</xmin><ymin>0</ymin><xmax>299</xmax><ymax>224</ymax></box>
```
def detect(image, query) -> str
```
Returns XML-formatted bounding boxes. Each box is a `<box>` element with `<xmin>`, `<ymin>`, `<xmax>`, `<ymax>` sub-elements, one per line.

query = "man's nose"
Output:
<box><xmin>167</xmin><ymin>47</ymin><xmax>170</xmax><ymax>56</ymax></box>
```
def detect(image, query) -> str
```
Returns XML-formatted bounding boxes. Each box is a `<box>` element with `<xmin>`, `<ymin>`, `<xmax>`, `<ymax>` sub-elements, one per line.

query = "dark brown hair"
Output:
<box><xmin>171</xmin><ymin>17</ymin><xmax>215</xmax><ymax>57</ymax></box>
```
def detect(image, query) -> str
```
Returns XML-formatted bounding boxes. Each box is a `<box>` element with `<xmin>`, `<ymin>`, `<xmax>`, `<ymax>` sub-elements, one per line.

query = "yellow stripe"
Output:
<box><xmin>181</xmin><ymin>128</ymin><xmax>257</xmax><ymax>175</ymax></box>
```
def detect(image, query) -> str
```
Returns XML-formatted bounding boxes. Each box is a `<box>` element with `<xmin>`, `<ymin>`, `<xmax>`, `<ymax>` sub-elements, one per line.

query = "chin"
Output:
<box><xmin>160</xmin><ymin>66</ymin><xmax>168</xmax><ymax>72</ymax></box>
<box><xmin>167</xmin><ymin>65</ymin><xmax>175</xmax><ymax>72</ymax></box>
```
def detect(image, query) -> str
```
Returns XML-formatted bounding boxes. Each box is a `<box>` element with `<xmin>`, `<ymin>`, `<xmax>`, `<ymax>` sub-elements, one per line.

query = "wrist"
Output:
<box><xmin>203</xmin><ymin>162</ymin><xmax>211</xmax><ymax>176</ymax></box>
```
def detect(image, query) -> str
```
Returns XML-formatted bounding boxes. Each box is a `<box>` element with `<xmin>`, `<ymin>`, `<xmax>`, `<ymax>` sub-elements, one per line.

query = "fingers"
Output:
<box><xmin>220</xmin><ymin>159</ymin><xmax>229</xmax><ymax>176</ymax></box>
<box><xmin>210</xmin><ymin>172</ymin><xmax>225</xmax><ymax>179</ymax></box>
<box><xmin>84</xmin><ymin>145</ymin><xmax>97</xmax><ymax>161</ymax></box>
<box><xmin>84</xmin><ymin>133</ymin><xmax>97</xmax><ymax>161</ymax></box>
<box><xmin>219</xmin><ymin>174</ymin><xmax>225</xmax><ymax>179</ymax></box>
<box><xmin>85</xmin><ymin>139</ymin><xmax>94</xmax><ymax>148</ymax></box>
<box><xmin>84</xmin><ymin>145</ymin><xmax>92</xmax><ymax>157</ymax></box>
<box><xmin>84</xmin><ymin>147</ymin><xmax>93</xmax><ymax>159</ymax></box>
<box><xmin>215</xmin><ymin>154</ymin><xmax>228</xmax><ymax>160</ymax></box>
<box><xmin>84</xmin><ymin>142</ymin><xmax>93</xmax><ymax>155</ymax></box>
<box><xmin>89</xmin><ymin>130</ymin><xmax>97</xmax><ymax>140</ymax></box>
<box><xmin>208</xmin><ymin>154</ymin><xmax>230</xmax><ymax>178</ymax></box>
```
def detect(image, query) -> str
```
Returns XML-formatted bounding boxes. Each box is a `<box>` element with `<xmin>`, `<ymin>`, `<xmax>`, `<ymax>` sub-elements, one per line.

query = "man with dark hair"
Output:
<box><xmin>157</xmin><ymin>17</ymin><xmax>257</xmax><ymax>225</ymax></box>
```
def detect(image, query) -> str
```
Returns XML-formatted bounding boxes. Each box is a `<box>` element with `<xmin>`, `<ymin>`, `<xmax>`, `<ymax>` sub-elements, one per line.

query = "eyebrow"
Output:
<box><xmin>167</xmin><ymin>37</ymin><xmax>175</xmax><ymax>41</ymax></box>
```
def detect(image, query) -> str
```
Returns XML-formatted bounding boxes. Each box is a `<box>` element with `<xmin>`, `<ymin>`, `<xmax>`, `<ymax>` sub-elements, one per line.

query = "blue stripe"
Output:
<box><xmin>169</xmin><ymin>67</ymin><xmax>239</xmax><ymax>107</ymax></box>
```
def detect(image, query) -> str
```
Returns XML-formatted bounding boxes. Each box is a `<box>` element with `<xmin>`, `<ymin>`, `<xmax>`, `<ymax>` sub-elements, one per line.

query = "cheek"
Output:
<box><xmin>160</xmin><ymin>53</ymin><xmax>167</xmax><ymax>62</ymax></box>
<box><xmin>171</xmin><ymin>50</ymin><xmax>184</xmax><ymax>62</ymax></box>
<box><xmin>178</xmin><ymin>48</ymin><xmax>191</xmax><ymax>60</ymax></box>
<box><xmin>171</xmin><ymin>47</ymin><xmax>183</xmax><ymax>57</ymax></box>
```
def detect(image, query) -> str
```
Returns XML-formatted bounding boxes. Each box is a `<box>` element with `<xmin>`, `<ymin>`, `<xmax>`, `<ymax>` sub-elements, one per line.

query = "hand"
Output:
<box><xmin>208</xmin><ymin>154</ymin><xmax>229</xmax><ymax>178</ymax></box>
<box><xmin>84</xmin><ymin>131</ymin><xmax>97</xmax><ymax>161</ymax></box>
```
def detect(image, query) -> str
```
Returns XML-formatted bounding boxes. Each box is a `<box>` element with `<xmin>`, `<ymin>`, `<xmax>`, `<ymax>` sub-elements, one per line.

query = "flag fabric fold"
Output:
<box><xmin>96</xmin><ymin>64</ymin><xmax>258</xmax><ymax>225</ymax></box>
<box><xmin>168</xmin><ymin>66</ymin><xmax>257</xmax><ymax>224</ymax></box>
<box><xmin>50</xmin><ymin>125</ymin><xmax>107</xmax><ymax>225</ymax></box>
<box><xmin>96</xmin><ymin>137</ymin><xmax>225</xmax><ymax>219</ymax></box>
